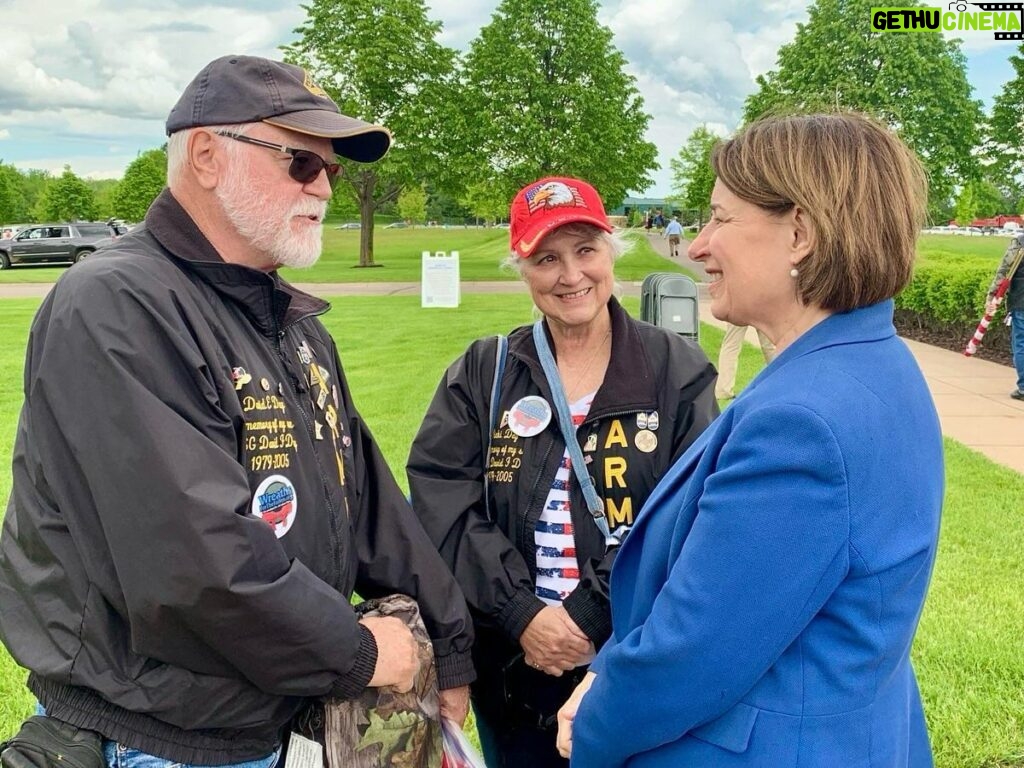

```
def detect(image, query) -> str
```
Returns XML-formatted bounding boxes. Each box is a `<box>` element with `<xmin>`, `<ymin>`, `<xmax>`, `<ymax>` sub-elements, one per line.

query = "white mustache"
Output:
<box><xmin>292</xmin><ymin>206</ymin><xmax>328</xmax><ymax>220</ymax></box>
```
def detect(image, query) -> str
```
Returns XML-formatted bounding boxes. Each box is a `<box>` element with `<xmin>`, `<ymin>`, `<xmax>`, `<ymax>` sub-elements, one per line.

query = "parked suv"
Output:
<box><xmin>0</xmin><ymin>222</ymin><xmax>112</xmax><ymax>269</ymax></box>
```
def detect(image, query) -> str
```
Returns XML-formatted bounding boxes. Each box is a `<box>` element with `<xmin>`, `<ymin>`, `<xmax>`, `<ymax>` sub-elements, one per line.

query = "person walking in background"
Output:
<box><xmin>713</xmin><ymin>322</ymin><xmax>775</xmax><ymax>400</ymax></box>
<box><xmin>985</xmin><ymin>233</ymin><xmax>1024</xmax><ymax>399</ymax></box>
<box><xmin>557</xmin><ymin>112</ymin><xmax>943</xmax><ymax>767</ymax></box>
<box><xmin>0</xmin><ymin>54</ymin><xmax>474</xmax><ymax>768</ymax></box>
<box><xmin>663</xmin><ymin>214</ymin><xmax>684</xmax><ymax>258</ymax></box>
<box><xmin>408</xmin><ymin>175</ymin><xmax>719</xmax><ymax>768</ymax></box>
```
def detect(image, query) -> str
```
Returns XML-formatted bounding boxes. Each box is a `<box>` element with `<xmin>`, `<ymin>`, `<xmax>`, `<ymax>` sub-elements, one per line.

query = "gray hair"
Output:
<box><xmin>166</xmin><ymin>122</ymin><xmax>254</xmax><ymax>187</ymax></box>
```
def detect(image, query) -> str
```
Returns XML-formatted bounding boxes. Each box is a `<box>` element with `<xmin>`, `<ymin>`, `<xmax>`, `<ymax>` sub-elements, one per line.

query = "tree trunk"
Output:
<box><xmin>357</xmin><ymin>170</ymin><xmax>377</xmax><ymax>267</ymax></box>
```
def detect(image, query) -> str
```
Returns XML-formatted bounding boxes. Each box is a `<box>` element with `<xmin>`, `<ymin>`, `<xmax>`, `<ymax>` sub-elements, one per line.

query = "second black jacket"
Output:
<box><xmin>407</xmin><ymin>298</ymin><xmax>718</xmax><ymax>649</ymax></box>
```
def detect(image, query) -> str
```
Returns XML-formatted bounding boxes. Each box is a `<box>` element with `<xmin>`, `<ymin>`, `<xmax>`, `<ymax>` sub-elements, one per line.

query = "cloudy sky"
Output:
<box><xmin>0</xmin><ymin>0</ymin><xmax>1017</xmax><ymax>196</ymax></box>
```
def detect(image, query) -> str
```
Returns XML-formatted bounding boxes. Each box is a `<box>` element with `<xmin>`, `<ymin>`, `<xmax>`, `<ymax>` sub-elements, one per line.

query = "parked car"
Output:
<box><xmin>0</xmin><ymin>222</ymin><xmax>112</xmax><ymax>269</ymax></box>
<box><xmin>383</xmin><ymin>221</ymin><xmax>408</xmax><ymax>229</ymax></box>
<box><xmin>335</xmin><ymin>222</ymin><xmax>361</xmax><ymax>229</ymax></box>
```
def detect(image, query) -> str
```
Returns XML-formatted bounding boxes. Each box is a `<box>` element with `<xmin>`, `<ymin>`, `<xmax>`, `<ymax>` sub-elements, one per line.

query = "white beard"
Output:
<box><xmin>216</xmin><ymin>155</ymin><xmax>327</xmax><ymax>270</ymax></box>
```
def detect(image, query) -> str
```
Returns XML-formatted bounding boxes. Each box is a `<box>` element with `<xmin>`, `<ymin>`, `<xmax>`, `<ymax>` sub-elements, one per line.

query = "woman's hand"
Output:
<box><xmin>520</xmin><ymin>606</ymin><xmax>593</xmax><ymax>675</ymax></box>
<box><xmin>557</xmin><ymin>671</ymin><xmax>596</xmax><ymax>759</ymax></box>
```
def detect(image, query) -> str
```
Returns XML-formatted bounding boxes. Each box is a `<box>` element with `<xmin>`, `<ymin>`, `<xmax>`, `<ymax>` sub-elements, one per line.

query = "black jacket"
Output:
<box><xmin>407</xmin><ymin>298</ymin><xmax>718</xmax><ymax>656</ymax></box>
<box><xmin>0</xmin><ymin>191</ymin><xmax>474</xmax><ymax>764</ymax></box>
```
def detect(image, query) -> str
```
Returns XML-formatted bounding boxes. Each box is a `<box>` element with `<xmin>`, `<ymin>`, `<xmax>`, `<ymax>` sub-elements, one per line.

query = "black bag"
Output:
<box><xmin>0</xmin><ymin>716</ymin><xmax>104</xmax><ymax>768</ymax></box>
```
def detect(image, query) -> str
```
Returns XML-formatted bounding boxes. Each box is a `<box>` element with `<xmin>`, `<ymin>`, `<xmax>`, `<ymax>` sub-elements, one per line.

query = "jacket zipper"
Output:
<box><xmin>273</xmin><ymin>323</ymin><xmax>346</xmax><ymax>592</ymax></box>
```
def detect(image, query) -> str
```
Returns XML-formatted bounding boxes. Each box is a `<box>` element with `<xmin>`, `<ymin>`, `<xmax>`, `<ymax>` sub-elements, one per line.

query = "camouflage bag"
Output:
<box><xmin>292</xmin><ymin>594</ymin><xmax>443</xmax><ymax>768</ymax></box>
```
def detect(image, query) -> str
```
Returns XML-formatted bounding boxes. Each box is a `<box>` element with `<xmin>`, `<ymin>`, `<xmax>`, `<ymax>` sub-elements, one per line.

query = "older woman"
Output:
<box><xmin>556</xmin><ymin>113</ymin><xmax>944</xmax><ymax>767</ymax></box>
<box><xmin>407</xmin><ymin>176</ymin><xmax>719</xmax><ymax>767</ymax></box>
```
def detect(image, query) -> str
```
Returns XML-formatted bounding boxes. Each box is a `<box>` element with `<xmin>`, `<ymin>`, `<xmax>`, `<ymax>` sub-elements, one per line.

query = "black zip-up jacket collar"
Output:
<box><xmin>147</xmin><ymin>188</ymin><xmax>328</xmax><ymax>334</ymax></box>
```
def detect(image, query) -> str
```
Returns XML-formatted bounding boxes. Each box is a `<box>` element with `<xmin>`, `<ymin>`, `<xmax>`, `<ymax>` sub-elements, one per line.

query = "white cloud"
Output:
<box><xmin>0</xmin><ymin>0</ymin><xmax>1014</xmax><ymax>196</ymax></box>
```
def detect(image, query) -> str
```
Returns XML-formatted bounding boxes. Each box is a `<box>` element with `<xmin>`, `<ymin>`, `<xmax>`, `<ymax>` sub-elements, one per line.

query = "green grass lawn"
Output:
<box><xmin>0</xmin><ymin>228</ymin><xmax>692</xmax><ymax>285</ymax></box>
<box><xmin>0</xmin><ymin>229</ymin><xmax>1007</xmax><ymax>286</ymax></box>
<box><xmin>917</xmin><ymin>232</ymin><xmax>1017</xmax><ymax>266</ymax></box>
<box><xmin>0</xmin><ymin>295</ymin><xmax>1021</xmax><ymax>765</ymax></box>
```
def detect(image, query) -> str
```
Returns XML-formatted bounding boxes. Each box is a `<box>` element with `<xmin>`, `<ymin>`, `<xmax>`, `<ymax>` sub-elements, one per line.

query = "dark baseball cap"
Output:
<box><xmin>166</xmin><ymin>55</ymin><xmax>392</xmax><ymax>163</ymax></box>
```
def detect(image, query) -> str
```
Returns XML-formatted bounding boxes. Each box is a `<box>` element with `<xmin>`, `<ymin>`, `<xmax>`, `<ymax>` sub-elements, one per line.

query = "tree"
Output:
<box><xmin>953</xmin><ymin>183</ymin><xmax>976</xmax><ymax>226</ymax></box>
<box><xmin>669</xmin><ymin>126</ymin><xmax>718</xmax><ymax>227</ymax></box>
<box><xmin>0</xmin><ymin>163</ymin><xmax>29</xmax><ymax>222</ymax></box>
<box><xmin>460</xmin><ymin>181</ymin><xmax>508</xmax><ymax>226</ymax></box>
<box><xmin>982</xmin><ymin>44</ymin><xmax>1024</xmax><ymax>208</ymax></box>
<box><xmin>397</xmin><ymin>183</ymin><xmax>428</xmax><ymax>224</ymax></box>
<box><xmin>969</xmin><ymin>179</ymin><xmax>1009</xmax><ymax>219</ymax></box>
<box><xmin>283</xmin><ymin>0</ymin><xmax>460</xmax><ymax>266</ymax></box>
<box><xmin>111</xmin><ymin>149</ymin><xmax>167</xmax><ymax>222</ymax></box>
<box><xmin>87</xmin><ymin>179</ymin><xmax>120</xmax><ymax>220</ymax></box>
<box><xmin>744</xmin><ymin>0</ymin><xmax>982</xmax><ymax>220</ymax></box>
<box><xmin>36</xmin><ymin>166</ymin><xmax>97</xmax><ymax>222</ymax></box>
<box><xmin>457</xmin><ymin>0</ymin><xmax>658</xmax><ymax>208</ymax></box>
<box><xmin>21</xmin><ymin>169</ymin><xmax>52</xmax><ymax>219</ymax></box>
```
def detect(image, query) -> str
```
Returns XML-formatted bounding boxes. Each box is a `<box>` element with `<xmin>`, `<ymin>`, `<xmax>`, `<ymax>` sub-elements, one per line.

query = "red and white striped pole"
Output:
<box><xmin>964</xmin><ymin>280</ymin><xmax>1009</xmax><ymax>356</ymax></box>
<box><xmin>965</xmin><ymin>240</ymin><xmax>1024</xmax><ymax>356</ymax></box>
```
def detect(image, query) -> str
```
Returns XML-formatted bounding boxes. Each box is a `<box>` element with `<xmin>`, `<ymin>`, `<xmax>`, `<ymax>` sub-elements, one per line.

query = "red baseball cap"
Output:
<box><xmin>509</xmin><ymin>177</ymin><xmax>613</xmax><ymax>257</ymax></box>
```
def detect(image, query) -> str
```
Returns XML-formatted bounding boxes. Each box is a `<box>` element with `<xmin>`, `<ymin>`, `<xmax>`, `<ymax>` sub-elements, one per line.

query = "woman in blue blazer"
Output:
<box><xmin>556</xmin><ymin>112</ymin><xmax>944</xmax><ymax>767</ymax></box>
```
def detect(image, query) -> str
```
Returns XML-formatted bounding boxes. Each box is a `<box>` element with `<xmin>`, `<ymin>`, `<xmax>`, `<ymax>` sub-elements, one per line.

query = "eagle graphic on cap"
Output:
<box><xmin>527</xmin><ymin>181</ymin><xmax>585</xmax><ymax>213</ymax></box>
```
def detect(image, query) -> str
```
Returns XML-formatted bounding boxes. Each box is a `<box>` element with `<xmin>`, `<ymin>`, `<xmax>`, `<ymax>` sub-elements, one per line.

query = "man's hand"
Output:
<box><xmin>361</xmin><ymin>616</ymin><xmax>420</xmax><ymax>692</ymax></box>
<box><xmin>439</xmin><ymin>685</ymin><xmax>471</xmax><ymax>727</ymax></box>
<box><xmin>986</xmin><ymin>295</ymin><xmax>1001</xmax><ymax>315</ymax></box>
<box><xmin>556</xmin><ymin>671</ymin><xmax>596</xmax><ymax>759</ymax></box>
<box><xmin>519</xmin><ymin>606</ymin><xmax>592</xmax><ymax>675</ymax></box>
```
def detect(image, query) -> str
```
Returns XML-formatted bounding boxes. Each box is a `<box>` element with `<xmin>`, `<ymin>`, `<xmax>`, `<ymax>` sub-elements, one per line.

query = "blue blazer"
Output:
<box><xmin>572</xmin><ymin>301</ymin><xmax>943</xmax><ymax>768</ymax></box>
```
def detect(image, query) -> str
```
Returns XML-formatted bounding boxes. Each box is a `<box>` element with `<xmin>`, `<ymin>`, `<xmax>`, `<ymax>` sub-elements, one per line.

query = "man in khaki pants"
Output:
<box><xmin>716</xmin><ymin>323</ymin><xmax>775</xmax><ymax>400</ymax></box>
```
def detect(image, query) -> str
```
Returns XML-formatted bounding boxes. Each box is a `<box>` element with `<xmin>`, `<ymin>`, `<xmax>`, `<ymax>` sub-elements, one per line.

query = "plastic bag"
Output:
<box><xmin>440</xmin><ymin>718</ymin><xmax>486</xmax><ymax>768</ymax></box>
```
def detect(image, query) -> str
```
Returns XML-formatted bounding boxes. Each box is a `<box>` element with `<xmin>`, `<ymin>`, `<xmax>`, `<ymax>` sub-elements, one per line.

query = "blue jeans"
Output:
<box><xmin>36</xmin><ymin>704</ymin><xmax>280</xmax><ymax>768</ymax></box>
<box><xmin>1012</xmin><ymin>309</ymin><xmax>1024</xmax><ymax>391</ymax></box>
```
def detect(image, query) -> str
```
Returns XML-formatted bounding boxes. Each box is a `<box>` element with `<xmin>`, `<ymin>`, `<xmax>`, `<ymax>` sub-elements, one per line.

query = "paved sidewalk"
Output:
<box><xmin>4</xmin><ymin>237</ymin><xmax>1022</xmax><ymax>475</ymax></box>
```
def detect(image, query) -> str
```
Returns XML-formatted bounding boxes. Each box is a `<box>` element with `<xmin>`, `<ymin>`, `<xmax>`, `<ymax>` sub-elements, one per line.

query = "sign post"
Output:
<box><xmin>421</xmin><ymin>250</ymin><xmax>460</xmax><ymax>308</ymax></box>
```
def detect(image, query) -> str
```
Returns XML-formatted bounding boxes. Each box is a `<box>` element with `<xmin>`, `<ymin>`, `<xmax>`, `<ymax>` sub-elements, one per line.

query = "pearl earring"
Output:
<box><xmin>790</xmin><ymin>268</ymin><xmax>799</xmax><ymax>278</ymax></box>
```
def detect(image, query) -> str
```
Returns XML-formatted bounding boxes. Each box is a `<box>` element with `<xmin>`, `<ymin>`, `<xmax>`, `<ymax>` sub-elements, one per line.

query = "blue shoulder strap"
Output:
<box><xmin>531</xmin><ymin>321</ymin><xmax>612</xmax><ymax>541</ymax></box>
<box><xmin>483</xmin><ymin>334</ymin><xmax>508</xmax><ymax>520</ymax></box>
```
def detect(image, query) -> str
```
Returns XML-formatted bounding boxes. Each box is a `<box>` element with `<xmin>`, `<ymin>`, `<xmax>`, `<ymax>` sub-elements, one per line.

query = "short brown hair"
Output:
<box><xmin>711</xmin><ymin>112</ymin><xmax>927</xmax><ymax>312</ymax></box>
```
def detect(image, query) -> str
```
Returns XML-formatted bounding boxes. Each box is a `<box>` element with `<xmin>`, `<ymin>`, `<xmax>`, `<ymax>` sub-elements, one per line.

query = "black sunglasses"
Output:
<box><xmin>216</xmin><ymin>132</ymin><xmax>341</xmax><ymax>187</ymax></box>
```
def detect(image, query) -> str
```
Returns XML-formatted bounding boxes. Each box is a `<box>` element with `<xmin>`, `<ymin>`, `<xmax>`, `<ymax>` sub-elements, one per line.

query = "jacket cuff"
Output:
<box><xmin>329</xmin><ymin>624</ymin><xmax>378</xmax><ymax>700</ymax></box>
<box><xmin>497</xmin><ymin>588</ymin><xmax>546</xmax><ymax>640</ymax></box>
<box><xmin>434</xmin><ymin>647</ymin><xmax>477</xmax><ymax>689</ymax></box>
<box><xmin>563</xmin><ymin>587</ymin><xmax>612</xmax><ymax>647</ymax></box>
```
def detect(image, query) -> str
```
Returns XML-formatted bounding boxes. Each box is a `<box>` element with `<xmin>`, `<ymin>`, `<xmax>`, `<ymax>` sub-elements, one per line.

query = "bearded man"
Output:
<box><xmin>0</xmin><ymin>55</ymin><xmax>473</xmax><ymax>768</ymax></box>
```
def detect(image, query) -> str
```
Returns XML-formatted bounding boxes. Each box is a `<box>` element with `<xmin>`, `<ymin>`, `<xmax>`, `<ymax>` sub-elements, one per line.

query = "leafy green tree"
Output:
<box><xmin>85</xmin><ymin>179</ymin><xmax>121</xmax><ymax>220</ymax></box>
<box><xmin>283</xmin><ymin>0</ymin><xmax>460</xmax><ymax>266</ymax></box>
<box><xmin>0</xmin><ymin>163</ymin><xmax>29</xmax><ymax>222</ymax></box>
<box><xmin>744</xmin><ymin>0</ymin><xmax>982</xmax><ymax>219</ymax></box>
<box><xmin>460</xmin><ymin>181</ymin><xmax>508</xmax><ymax>226</ymax></box>
<box><xmin>397</xmin><ymin>183</ymin><xmax>428</xmax><ymax>224</ymax></box>
<box><xmin>110</xmin><ymin>149</ymin><xmax>167</xmax><ymax>222</ymax></box>
<box><xmin>36</xmin><ymin>166</ymin><xmax>97</xmax><ymax>222</ymax></box>
<box><xmin>425</xmin><ymin>187</ymin><xmax>473</xmax><ymax>225</ymax></box>
<box><xmin>670</xmin><ymin>126</ymin><xmax>718</xmax><ymax>227</ymax></box>
<box><xmin>982</xmin><ymin>43</ymin><xmax>1024</xmax><ymax>208</ymax></box>
<box><xmin>20</xmin><ymin>169</ymin><xmax>52</xmax><ymax>220</ymax></box>
<box><xmin>968</xmin><ymin>179</ymin><xmax>1009</xmax><ymax>219</ymax></box>
<box><xmin>458</xmin><ymin>0</ymin><xmax>657</xmax><ymax>208</ymax></box>
<box><xmin>953</xmin><ymin>183</ymin><xmax>977</xmax><ymax>226</ymax></box>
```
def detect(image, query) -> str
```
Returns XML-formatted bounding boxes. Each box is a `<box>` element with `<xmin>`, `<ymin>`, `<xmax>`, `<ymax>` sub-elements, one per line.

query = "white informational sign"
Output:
<box><xmin>421</xmin><ymin>250</ymin><xmax>461</xmax><ymax>308</ymax></box>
